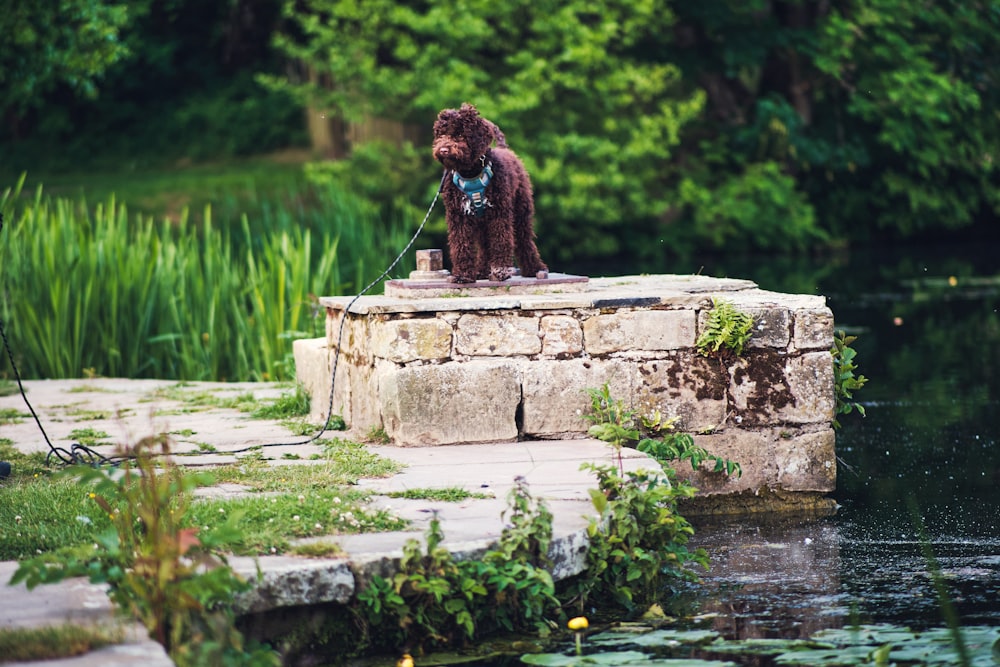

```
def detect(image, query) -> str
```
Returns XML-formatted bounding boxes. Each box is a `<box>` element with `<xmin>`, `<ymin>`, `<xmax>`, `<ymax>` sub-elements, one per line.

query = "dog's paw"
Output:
<box><xmin>489</xmin><ymin>267</ymin><xmax>514</xmax><ymax>282</ymax></box>
<box><xmin>449</xmin><ymin>274</ymin><xmax>476</xmax><ymax>284</ymax></box>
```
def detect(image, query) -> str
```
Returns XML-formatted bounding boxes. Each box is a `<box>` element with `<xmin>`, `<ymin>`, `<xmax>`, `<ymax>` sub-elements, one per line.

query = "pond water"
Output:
<box><xmin>356</xmin><ymin>243</ymin><xmax>1000</xmax><ymax>666</ymax></box>
<box><xmin>662</xmin><ymin>241</ymin><xmax>1000</xmax><ymax>637</ymax></box>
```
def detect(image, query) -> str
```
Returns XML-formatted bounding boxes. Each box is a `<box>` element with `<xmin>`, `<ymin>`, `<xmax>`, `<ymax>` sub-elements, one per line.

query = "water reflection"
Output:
<box><xmin>649</xmin><ymin>241</ymin><xmax>1000</xmax><ymax>638</ymax></box>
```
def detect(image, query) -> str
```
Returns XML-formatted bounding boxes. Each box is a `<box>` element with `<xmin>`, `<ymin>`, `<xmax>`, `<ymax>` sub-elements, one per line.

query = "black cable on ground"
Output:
<box><xmin>224</xmin><ymin>170</ymin><xmax>448</xmax><ymax>454</ymax></box>
<box><xmin>0</xmin><ymin>172</ymin><xmax>448</xmax><ymax>467</ymax></box>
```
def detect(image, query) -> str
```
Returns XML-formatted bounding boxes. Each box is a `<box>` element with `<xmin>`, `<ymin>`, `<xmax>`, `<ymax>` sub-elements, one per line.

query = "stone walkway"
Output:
<box><xmin>0</xmin><ymin>379</ymin><xmax>647</xmax><ymax>666</ymax></box>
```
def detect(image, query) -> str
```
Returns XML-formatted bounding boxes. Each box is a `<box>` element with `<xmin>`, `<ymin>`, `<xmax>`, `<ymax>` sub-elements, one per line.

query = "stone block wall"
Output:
<box><xmin>294</xmin><ymin>275</ymin><xmax>837</xmax><ymax>503</ymax></box>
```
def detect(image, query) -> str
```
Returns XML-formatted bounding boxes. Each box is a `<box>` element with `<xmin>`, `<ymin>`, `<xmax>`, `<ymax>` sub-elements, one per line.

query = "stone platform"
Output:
<box><xmin>294</xmin><ymin>274</ymin><xmax>838</xmax><ymax>509</ymax></box>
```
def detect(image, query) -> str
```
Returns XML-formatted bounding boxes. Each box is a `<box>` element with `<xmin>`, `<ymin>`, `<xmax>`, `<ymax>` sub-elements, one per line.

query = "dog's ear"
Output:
<box><xmin>487</xmin><ymin>121</ymin><xmax>508</xmax><ymax>148</ymax></box>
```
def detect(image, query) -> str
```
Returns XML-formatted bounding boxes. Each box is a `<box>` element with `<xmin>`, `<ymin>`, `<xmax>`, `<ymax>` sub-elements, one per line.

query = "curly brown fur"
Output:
<box><xmin>432</xmin><ymin>103</ymin><xmax>547</xmax><ymax>283</ymax></box>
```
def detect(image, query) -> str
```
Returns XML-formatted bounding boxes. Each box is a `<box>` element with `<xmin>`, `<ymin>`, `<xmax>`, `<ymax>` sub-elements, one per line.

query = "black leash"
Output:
<box><xmin>1</xmin><ymin>212</ymin><xmax>115</xmax><ymax>467</ymax></box>
<box><xmin>0</xmin><ymin>172</ymin><xmax>448</xmax><ymax>467</ymax></box>
<box><xmin>223</xmin><ymin>170</ymin><xmax>448</xmax><ymax>454</ymax></box>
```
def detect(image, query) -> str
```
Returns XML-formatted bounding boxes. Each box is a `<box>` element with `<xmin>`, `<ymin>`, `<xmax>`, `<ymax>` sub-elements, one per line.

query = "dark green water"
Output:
<box><xmin>654</xmin><ymin>241</ymin><xmax>1000</xmax><ymax>637</ymax></box>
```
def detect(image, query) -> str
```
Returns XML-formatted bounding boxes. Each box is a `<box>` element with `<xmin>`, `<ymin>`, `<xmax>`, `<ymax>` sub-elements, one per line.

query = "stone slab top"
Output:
<box><xmin>318</xmin><ymin>273</ymin><xmax>824</xmax><ymax>315</ymax></box>
<box><xmin>385</xmin><ymin>272</ymin><xmax>590</xmax><ymax>298</ymax></box>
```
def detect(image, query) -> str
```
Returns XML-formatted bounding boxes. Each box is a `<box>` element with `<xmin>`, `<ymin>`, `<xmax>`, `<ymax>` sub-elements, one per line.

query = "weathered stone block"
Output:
<box><xmin>793</xmin><ymin>308</ymin><xmax>835</xmax><ymax>350</ymax></box>
<box><xmin>774</xmin><ymin>428</ymin><xmax>836</xmax><ymax>492</ymax></box>
<box><xmin>747</xmin><ymin>307</ymin><xmax>790</xmax><ymax>348</ymax></box>
<box><xmin>293</xmin><ymin>338</ymin><xmax>331</xmax><ymax>423</ymax></box>
<box><xmin>686</xmin><ymin>430</ymin><xmax>775</xmax><ymax>495</ymax></box>
<box><xmin>456</xmin><ymin>314</ymin><xmax>541</xmax><ymax>356</ymax></box>
<box><xmin>521</xmin><ymin>359</ymin><xmax>635</xmax><ymax>436</ymax></box>
<box><xmin>728</xmin><ymin>350</ymin><xmax>834</xmax><ymax>425</ymax></box>
<box><xmin>635</xmin><ymin>354</ymin><xmax>727</xmax><ymax>432</ymax></box>
<box><xmin>379</xmin><ymin>361</ymin><xmax>520</xmax><ymax>445</ymax></box>
<box><xmin>727</xmin><ymin>350</ymin><xmax>791</xmax><ymax>426</ymax></box>
<box><xmin>781</xmin><ymin>352</ymin><xmax>835</xmax><ymax>423</ymax></box>
<box><xmin>583</xmin><ymin>310</ymin><xmax>696</xmax><ymax>354</ymax></box>
<box><xmin>540</xmin><ymin>315</ymin><xmax>583</xmax><ymax>357</ymax></box>
<box><xmin>371</xmin><ymin>318</ymin><xmax>452</xmax><ymax>363</ymax></box>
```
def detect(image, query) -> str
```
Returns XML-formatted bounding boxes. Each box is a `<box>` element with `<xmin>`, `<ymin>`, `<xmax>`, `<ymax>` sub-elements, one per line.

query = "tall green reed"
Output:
<box><xmin>0</xmin><ymin>174</ymin><xmax>416</xmax><ymax>381</ymax></box>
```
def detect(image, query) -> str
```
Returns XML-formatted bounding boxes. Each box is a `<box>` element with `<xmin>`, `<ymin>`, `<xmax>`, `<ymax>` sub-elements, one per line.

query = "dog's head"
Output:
<box><xmin>432</xmin><ymin>103</ymin><xmax>503</xmax><ymax>173</ymax></box>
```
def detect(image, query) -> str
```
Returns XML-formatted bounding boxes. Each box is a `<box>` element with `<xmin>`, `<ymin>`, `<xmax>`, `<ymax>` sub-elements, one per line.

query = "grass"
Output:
<box><xmin>0</xmin><ymin>407</ymin><xmax>27</xmax><ymax>424</ymax></box>
<box><xmin>67</xmin><ymin>428</ymin><xmax>112</xmax><ymax>446</ymax></box>
<box><xmin>0</xmin><ymin>623</ymin><xmax>125</xmax><ymax>662</ymax></box>
<box><xmin>386</xmin><ymin>488</ymin><xmax>494</xmax><ymax>502</ymax></box>
<box><xmin>0</xmin><ymin>165</ymin><xmax>418</xmax><ymax>383</ymax></box>
<box><xmin>0</xmin><ymin>435</ymin><xmax>407</xmax><ymax>560</ymax></box>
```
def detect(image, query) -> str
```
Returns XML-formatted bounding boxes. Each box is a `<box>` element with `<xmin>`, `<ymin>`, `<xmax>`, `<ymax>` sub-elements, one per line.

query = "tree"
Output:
<box><xmin>269</xmin><ymin>0</ymin><xmax>712</xmax><ymax>262</ymax></box>
<box><xmin>0</xmin><ymin>0</ymin><xmax>130</xmax><ymax>135</ymax></box>
<box><xmin>812</xmin><ymin>0</ymin><xmax>1000</xmax><ymax>237</ymax></box>
<box><xmin>668</xmin><ymin>0</ymin><xmax>1000</xmax><ymax>244</ymax></box>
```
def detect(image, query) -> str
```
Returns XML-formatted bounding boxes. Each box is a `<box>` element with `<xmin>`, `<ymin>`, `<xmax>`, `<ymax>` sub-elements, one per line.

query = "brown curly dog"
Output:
<box><xmin>432</xmin><ymin>103</ymin><xmax>548</xmax><ymax>283</ymax></box>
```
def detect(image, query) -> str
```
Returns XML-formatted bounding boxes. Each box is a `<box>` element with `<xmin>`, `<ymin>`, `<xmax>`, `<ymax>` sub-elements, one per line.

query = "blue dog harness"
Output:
<box><xmin>452</xmin><ymin>161</ymin><xmax>493</xmax><ymax>216</ymax></box>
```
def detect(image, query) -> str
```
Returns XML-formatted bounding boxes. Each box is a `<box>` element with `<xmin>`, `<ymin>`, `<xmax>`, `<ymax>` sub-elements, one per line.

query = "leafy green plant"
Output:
<box><xmin>583</xmin><ymin>384</ymin><xmax>639</xmax><ymax>473</ymax></box>
<box><xmin>0</xmin><ymin>175</ymin><xmax>415</xmax><ymax>382</ymax></box>
<box><xmin>569</xmin><ymin>463</ymin><xmax>708</xmax><ymax>613</ymax></box>
<box><xmin>696</xmin><ymin>299</ymin><xmax>756</xmax><ymax>358</ymax></box>
<box><xmin>357</xmin><ymin>479</ymin><xmax>559</xmax><ymax>654</ymax></box>
<box><xmin>637</xmin><ymin>410</ymin><xmax>742</xmax><ymax>478</ymax></box>
<box><xmin>9</xmin><ymin>435</ymin><xmax>278</xmax><ymax>666</ymax></box>
<box><xmin>831</xmin><ymin>330</ymin><xmax>868</xmax><ymax>429</ymax></box>
<box><xmin>584</xmin><ymin>384</ymin><xmax>740</xmax><ymax>478</ymax></box>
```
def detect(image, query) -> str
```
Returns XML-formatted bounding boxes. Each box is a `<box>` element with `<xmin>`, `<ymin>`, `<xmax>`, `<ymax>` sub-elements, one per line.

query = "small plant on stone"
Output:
<box><xmin>569</xmin><ymin>463</ymin><xmax>708</xmax><ymax>613</ymax></box>
<box><xmin>585</xmin><ymin>384</ymin><xmax>740</xmax><ymax>478</ymax></box>
<box><xmin>10</xmin><ymin>435</ymin><xmax>279</xmax><ymax>667</ymax></box>
<box><xmin>583</xmin><ymin>384</ymin><xmax>639</xmax><ymax>473</ymax></box>
<box><xmin>831</xmin><ymin>330</ymin><xmax>868</xmax><ymax>428</ymax></box>
<box><xmin>356</xmin><ymin>479</ymin><xmax>559</xmax><ymax>654</ymax></box>
<box><xmin>696</xmin><ymin>298</ymin><xmax>756</xmax><ymax>359</ymax></box>
<box><xmin>637</xmin><ymin>409</ymin><xmax>742</xmax><ymax>478</ymax></box>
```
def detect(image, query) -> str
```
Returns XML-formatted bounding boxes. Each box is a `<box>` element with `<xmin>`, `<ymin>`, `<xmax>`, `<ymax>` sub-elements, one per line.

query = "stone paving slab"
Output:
<box><xmin>0</xmin><ymin>561</ymin><xmax>172</xmax><ymax>667</ymax></box>
<box><xmin>0</xmin><ymin>379</ymin><xmax>656</xmax><ymax>665</ymax></box>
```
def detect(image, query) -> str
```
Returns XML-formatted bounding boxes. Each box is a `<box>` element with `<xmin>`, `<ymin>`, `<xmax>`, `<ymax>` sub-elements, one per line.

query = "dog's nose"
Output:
<box><xmin>438</xmin><ymin>146</ymin><xmax>451</xmax><ymax>156</ymax></box>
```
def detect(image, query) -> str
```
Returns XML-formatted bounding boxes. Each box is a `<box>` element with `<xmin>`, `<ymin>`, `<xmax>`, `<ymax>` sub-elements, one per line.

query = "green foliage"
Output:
<box><xmin>831</xmin><ymin>330</ymin><xmax>868</xmax><ymax>429</ymax></box>
<box><xmin>0</xmin><ymin>176</ymin><xmax>413</xmax><ymax>381</ymax></box>
<box><xmin>269</xmin><ymin>0</ymin><xmax>706</xmax><ymax>262</ymax></box>
<box><xmin>585</xmin><ymin>384</ymin><xmax>740</xmax><ymax>477</ymax></box>
<box><xmin>696</xmin><ymin>299</ymin><xmax>756</xmax><ymax>358</ymax></box>
<box><xmin>356</xmin><ymin>479</ymin><xmax>559</xmax><ymax>654</ymax></box>
<box><xmin>0</xmin><ymin>0</ymin><xmax>130</xmax><ymax>117</ymax></box>
<box><xmin>570</xmin><ymin>463</ymin><xmax>708</xmax><ymax>613</ymax></box>
<box><xmin>9</xmin><ymin>436</ymin><xmax>278</xmax><ymax>666</ymax></box>
<box><xmin>812</xmin><ymin>0</ymin><xmax>1000</xmax><ymax>237</ymax></box>
<box><xmin>677</xmin><ymin>160</ymin><xmax>824</xmax><ymax>253</ymax></box>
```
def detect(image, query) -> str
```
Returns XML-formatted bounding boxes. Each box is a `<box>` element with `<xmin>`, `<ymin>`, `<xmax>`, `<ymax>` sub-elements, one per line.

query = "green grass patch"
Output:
<box><xmin>0</xmin><ymin>170</ymin><xmax>417</xmax><ymax>382</ymax></box>
<box><xmin>67</xmin><ymin>428</ymin><xmax>112</xmax><ymax>447</ymax></box>
<box><xmin>0</xmin><ymin>407</ymin><xmax>27</xmax><ymax>424</ymax></box>
<box><xmin>0</xmin><ymin>435</ymin><xmax>405</xmax><ymax>559</ymax></box>
<box><xmin>0</xmin><ymin>379</ymin><xmax>18</xmax><ymax>396</ymax></box>
<box><xmin>0</xmin><ymin>623</ymin><xmax>124</xmax><ymax>662</ymax></box>
<box><xmin>185</xmin><ymin>488</ymin><xmax>406</xmax><ymax>555</ymax></box>
<box><xmin>290</xmin><ymin>541</ymin><xmax>345</xmax><ymax>558</ymax></box>
<box><xmin>386</xmin><ymin>488</ymin><xmax>494</xmax><ymax>502</ymax></box>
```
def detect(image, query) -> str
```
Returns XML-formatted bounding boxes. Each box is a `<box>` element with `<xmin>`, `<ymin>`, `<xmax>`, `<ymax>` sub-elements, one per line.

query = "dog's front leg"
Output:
<box><xmin>447</xmin><ymin>214</ymin><xmax>479</xmax><ymax>283</ymax></box>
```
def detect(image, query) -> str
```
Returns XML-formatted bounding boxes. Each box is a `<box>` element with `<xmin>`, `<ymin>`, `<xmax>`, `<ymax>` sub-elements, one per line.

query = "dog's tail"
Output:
<box><xmin>489</xmin><ymin>121</ymin><xmax>508</xmax><ymax>149</ymax></box>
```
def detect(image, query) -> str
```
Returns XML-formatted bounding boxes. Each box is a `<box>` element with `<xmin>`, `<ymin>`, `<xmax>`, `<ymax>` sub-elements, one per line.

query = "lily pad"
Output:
<box><xmin>773</xmin><ymin>644</ymin><xmax>875</xmax><ymax>666</ymax></box>
<box><xmin>708</xmin><ymin>638</ymin><xmax>834</xmax><ymax>657</ymax></box>
<box><xmin>588</xmin><ymin>628</ymin><xmax>720</xmax><ymax>649</ymax></box>
<box><xmin>520</xmin><ymin>650</ymin><xmax>650</xmax><ymax>666</ymax></box>
<box><xmin>520</xmin><ymin>653</ymin><xmax>733</xmax><ymax>667</ymax></box>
